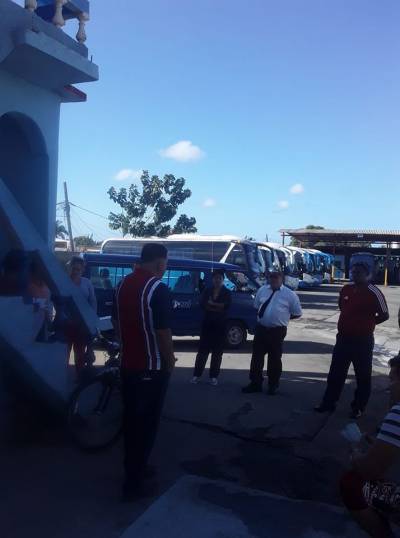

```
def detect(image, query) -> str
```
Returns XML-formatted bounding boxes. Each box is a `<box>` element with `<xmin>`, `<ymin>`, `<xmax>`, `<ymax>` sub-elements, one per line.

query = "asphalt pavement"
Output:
<box><xmin>1</xmin><ymin>283</ymin><xmax>400</xmax><ymax>537</ymax></box>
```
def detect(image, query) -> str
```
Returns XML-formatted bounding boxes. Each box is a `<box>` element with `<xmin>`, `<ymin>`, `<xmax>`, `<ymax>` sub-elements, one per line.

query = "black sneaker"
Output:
<box><xmin>242</xmin><ymin>383</ymin><xmax>262</xmax><ymax>394</ymax></box>
<box><xmin>314</xmin><ymin>404</ymin><xmax>335</xmax><ymax>414</ymax></box>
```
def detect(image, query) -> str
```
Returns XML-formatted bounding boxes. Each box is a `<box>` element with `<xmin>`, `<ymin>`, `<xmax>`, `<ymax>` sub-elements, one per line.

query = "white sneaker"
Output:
<box><xmin>190</xmin><ymin>376</ymin><xmax>200</xmax><ymax>384</ymax></box>
<box><xmin>209</xmin><ymin>378</ymin><xmax>218</xmax><ymax>386</ymax></box>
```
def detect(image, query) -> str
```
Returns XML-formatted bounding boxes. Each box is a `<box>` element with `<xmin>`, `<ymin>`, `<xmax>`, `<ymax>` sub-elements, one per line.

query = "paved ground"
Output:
<box><xmin>1</xmin><ymin>284</ymin><xmax>399</xmax><ymax>537</ymax></box>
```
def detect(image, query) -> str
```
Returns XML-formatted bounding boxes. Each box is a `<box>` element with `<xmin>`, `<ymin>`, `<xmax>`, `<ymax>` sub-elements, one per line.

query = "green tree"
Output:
<box><xmin>55</xmin><ymin>219</ymin><xmax>68</xmax><ymax>239</ymax></box>
<box><xmin>290</xmin><ymin>225</ymin><xmax>325</xmax><ymax>247</ymax></box>
<box><xmin>74</xmin><ymin>234</ymin><xmax>98</xmax><ymax>249</ymax></box>
<box><xmin>107</xmin><ymin>171</ymin><xmax>197</xmax><ymax>237</ymax></box>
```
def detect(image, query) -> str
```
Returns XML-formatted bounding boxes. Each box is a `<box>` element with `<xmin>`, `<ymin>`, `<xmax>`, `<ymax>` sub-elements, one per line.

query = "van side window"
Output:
<box><xmin>224</xmin><ymin>272</ymin><xmax>257</xmax><ymax>293</ymax></box>
<box><xmin>89</xmin><ymin>266</ymin><xmax>133</xmax><ymax>289</ymax></box>
<box><xmin>162</xmin><ymin>270</ymin><xmax>203</xmax><ymax>294</ymax></box>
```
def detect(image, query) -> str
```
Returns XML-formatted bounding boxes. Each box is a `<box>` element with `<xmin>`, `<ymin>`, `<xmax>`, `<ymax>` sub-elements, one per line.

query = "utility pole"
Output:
<box><xmin>63</xmin><ymin>181</ymin><xmax>75</xmax><ymax>252</ymax></box>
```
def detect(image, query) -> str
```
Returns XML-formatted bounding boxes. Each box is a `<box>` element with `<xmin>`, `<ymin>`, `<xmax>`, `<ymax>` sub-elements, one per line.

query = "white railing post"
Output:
<box><xmin>76</xmin><ymin>12</ymin><xmax>89</xmax><ymax>44</ymax></box>
<box><xmin>25</xmin><ymin>0</ymin><xmax>38</xmax><ymax>12</ymax></box>
<box><xmin>53</xmin><ymin>0</ymin><xmax>66</xmax><ymax>28</ymax></box>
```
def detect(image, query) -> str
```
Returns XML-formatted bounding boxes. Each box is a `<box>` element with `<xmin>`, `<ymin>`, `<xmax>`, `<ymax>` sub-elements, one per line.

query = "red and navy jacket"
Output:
<box><xmin>115</xmin><ymin>267</ymin><xmax>172</xmax><ymax>371</ymax></box>
<box><xmin>338</xmin><ymin>283</ymin><xmax>389</xmax><ymax>337</ymax></box>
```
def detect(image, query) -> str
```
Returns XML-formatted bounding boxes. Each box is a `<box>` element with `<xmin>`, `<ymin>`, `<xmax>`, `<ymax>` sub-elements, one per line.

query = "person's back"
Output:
<box><xmin>114</xmin><ymin>243</ymin><xmax>175</xmax><ymax>501</ymax></box>
<box><xmin>117</xmin><ymin>267</ymin><xmax>168</xmax><ymax>371</ymax></box>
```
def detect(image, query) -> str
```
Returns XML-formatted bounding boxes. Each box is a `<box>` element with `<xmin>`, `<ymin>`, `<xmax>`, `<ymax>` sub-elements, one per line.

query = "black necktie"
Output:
<box><xmin>258</xmin><ymin>289</ymin><xmax>277</xmax><ymax>319</ymax></box>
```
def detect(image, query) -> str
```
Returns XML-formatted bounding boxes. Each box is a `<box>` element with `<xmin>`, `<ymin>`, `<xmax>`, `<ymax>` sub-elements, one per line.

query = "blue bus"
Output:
<box><xmin>82</xmin><ymin>253</ymin><xmax>259</xmax><ymax>348</ymax></box>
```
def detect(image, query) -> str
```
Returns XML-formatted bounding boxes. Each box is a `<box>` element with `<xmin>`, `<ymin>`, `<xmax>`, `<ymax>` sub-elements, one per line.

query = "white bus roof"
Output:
<box><xmin>101</xmin><ymin>234</ymin><xmax>248</xmax><ymax>247</ymax></box>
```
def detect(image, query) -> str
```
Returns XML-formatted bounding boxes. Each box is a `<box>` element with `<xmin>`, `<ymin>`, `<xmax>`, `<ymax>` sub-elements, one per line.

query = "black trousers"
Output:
<box><xmin>194</xmin><ymin>320</ymin><xmax>226</xmax><ymax>378</ymax></box>
<box><xmin>321</xmin><ymin>334</ymin><xmax>374</xmax><ymax>411</ymax></box>
<box><xmin>249</xmin><ymin>324</ymin><xmax>287</xmax><ymax>387</ymax></box>
<box><xmin>121</xmin><ymin>370</ymin><xmax>170</xmax><ymax>484</ymax></box>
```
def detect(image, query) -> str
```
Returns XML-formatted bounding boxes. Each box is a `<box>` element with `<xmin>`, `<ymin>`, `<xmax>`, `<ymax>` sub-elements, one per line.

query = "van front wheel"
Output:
<box><xmin>225</xmin><ymin>321</ymin><xmax>247</xmax><ymax>349</ymax></box>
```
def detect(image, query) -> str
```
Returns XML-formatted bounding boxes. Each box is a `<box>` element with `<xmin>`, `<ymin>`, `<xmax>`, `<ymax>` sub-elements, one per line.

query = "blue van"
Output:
<box><xmin>82</xmin><ymin>253</ymin><xmax>259</xmax><ymax>348</ymax></box>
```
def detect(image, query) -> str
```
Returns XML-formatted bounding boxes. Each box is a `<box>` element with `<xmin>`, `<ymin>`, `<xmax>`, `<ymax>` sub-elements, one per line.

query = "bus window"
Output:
<box><xmin>226</xmin><ymin>245</ymin><xmax>247</xmax><ymax>269</ymax></box>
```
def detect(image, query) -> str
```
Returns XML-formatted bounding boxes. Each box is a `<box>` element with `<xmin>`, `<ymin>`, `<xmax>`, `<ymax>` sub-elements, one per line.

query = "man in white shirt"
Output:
<box><xmin>242</xmin><ymin>270</ymin><xmax>302</xmax><ymax>395</ymax></box>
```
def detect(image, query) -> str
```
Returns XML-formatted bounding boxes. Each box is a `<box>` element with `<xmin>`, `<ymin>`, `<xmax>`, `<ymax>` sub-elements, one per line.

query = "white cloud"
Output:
<box><xmin>159</xmin><ymin>140</ymin><xmax>205</xmax><ymax>162</ymax></box>
<box><xmin>203</xmin><ymin>198</ymin><xmax>217</xmax><ymax>208</ymax></box>
<box><xmin>277</xmin><ymin>200</ymin><xmax>290</xmax><ymax>210</ymax></box>
<box><xmin>290</xmin><ymin>183</ymin><xmax>304</xmax><ymax>195</ymax></box>
<box><xmin>114</xmin><ymin>169</ymin><xmax>143</xmax><ymax>182</ymax></box>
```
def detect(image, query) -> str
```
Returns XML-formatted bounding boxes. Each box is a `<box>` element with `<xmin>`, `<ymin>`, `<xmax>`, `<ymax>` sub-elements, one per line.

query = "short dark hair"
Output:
<box><xmin>212</xmin><ymin>269</ymin><xmax>225</xmax><ymax>278</ymax></box>
<box><xmin>351</xmin><ymin>262</ymin><xmax>369</xmax><ymax>274</ymax></box>
<box><xmin>68</xmin><ymin>256</ymin><xmax>85</xmax><ymax>268</ymax></box>
<box><xmin>140</xmin><ymin>243</ymin><xmax>168</xmax><ymax>264</ymax></box>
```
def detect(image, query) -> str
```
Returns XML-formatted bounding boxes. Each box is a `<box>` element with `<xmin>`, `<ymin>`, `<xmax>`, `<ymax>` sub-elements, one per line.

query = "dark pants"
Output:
<box><xmin>249</xmin><ymin>325</ymin><xmax>287</xmax><ymax>388</ymax></box>
<box><xmin>322</xmin><ymin>334</ymin><xmax>374</xmax><ymax>411</ymax></box>
<box><xmin>194</xmin><ymin>320</ymin><xmax>226</xmax><ymax>378</ymax></box>
<box><xmin>121</xmin><ymin>370</ymin><xmax>170</xmax><ymax>485</ymax></box>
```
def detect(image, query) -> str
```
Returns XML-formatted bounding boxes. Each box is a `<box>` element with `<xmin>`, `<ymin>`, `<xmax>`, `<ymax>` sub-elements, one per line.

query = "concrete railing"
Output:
<box><xmin>23</xmin><ymin>0</ymin><xmax>89</xmax><ymax>44</ymax></box>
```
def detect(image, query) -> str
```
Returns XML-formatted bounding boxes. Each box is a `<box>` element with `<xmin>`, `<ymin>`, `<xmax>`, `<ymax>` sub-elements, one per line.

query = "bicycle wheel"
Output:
<box><xmin>68</xmin><ymin>376</ymin><xmax>123</xmax><ymax>451</ymax></box>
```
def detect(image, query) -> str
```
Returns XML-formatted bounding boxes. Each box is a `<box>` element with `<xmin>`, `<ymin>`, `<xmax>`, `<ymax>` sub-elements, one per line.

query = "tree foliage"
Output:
<box><xmin>74</xmin><ymin>235</ymin><xmax>98</xmax><ymax>248</ymax></box>
<box><xmin>107</xmin><ymin>171</ymin><xmax>197</xmax><ymax>237</ymax></box>
<box><xmin>289</xmin><ymin>225</ymin><xmax>325</xmax><ymax>247</ymax></box>
<box><xmin>55</xmin><ymin>220</ymin><xmax>68</xmax><ymax>239</ymax></box>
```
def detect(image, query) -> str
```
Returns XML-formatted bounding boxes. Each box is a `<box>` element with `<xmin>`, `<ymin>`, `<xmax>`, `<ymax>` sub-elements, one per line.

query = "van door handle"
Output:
<box><xmin>105</xmin><ymin>301</ymin><xmax>113</xmax><ymax>306</ymax></box>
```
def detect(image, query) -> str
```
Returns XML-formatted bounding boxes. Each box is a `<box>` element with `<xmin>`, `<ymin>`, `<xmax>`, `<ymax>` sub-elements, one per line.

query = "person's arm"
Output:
<box><xmin>372</xmin><ymin>287</ymin><xmax>389</xmax><ymax>325</ymax></box>
<box><xmin>151</xmin><ymin>283</ymin><xmax>176</xmax><ymax>372</ymax></box>
<box><xmin>254</xmin><ymin>287</ymin><xmax>264</xmax><ymax>310</ymax></box>
<box><xmin>155</xmin><ymin>328</ymin><xmax>175</xmax><ymax>372</ymax></box>
<box><xmin>290</xmin><ymin>292</ymin><xmax>302</xmax><ymax>320</ymax></box>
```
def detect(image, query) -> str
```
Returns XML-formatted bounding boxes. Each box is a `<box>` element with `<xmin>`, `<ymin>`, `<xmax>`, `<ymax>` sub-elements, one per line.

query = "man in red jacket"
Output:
<box><xmin>315</xmin><ymin>262</ymin><xmax>389</xmax><ymax>419</ymax></box>
<box><xmin>114</xmin><ymin>243</ymin><xmax>175</xmax><ymax>500</ymax></box>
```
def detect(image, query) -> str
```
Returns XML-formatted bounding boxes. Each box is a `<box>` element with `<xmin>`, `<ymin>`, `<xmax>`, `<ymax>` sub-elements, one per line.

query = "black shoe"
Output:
<box><xmin>349</xmin><ymin>409</ymin><xmax>363</xmax><ymax>420</ymax></box>
<box><xmin>314</xmin><ymin>404</ymin><xmax>335</xmax><ymax>414</ymax></box>
<box><xmin>267</xmin><ymin>385</ymin><xmax>279</xmax><ymax>396</ymax></box>
<box><xmin>242</xmin><ymin>383</ymin><xmax>262</xmax><ymax>394</ymax></box>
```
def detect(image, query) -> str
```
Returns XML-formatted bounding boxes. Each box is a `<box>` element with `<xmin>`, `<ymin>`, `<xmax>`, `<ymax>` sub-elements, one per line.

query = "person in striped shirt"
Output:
<box><xmin>113</xmin><ymin>244</ymin><xmax>175</xmax><ymax>501</ymax></box>
<box><xmin>340</xmin><ymin>354</ymin><xmax>400</xmax><ymax>537</ymax></box>
<box><xmin>315</xmin><ymin>262</ymin><xmax>389</xmax><ymax>419</ymax></box>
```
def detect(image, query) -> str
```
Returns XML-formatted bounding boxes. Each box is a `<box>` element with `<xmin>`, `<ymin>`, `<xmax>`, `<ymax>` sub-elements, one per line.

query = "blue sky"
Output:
<box><xmin>56</xmin><ymin>0</ymin><xmax>400</xmax><ymax>243</ymax></box>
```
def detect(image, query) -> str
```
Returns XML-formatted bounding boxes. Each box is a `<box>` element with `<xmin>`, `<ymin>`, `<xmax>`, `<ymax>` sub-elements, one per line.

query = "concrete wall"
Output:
<box><xmin>0</xmin><ymin>69</ymin><xmax>61</xmax><ymax>252</ymax></box>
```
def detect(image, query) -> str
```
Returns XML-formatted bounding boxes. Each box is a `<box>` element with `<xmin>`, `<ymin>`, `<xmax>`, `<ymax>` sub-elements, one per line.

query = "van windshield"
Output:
<box><xmin>224</xmin><ymin>271</ymin><xmax>258</xmax><ymax>293</ymax></box>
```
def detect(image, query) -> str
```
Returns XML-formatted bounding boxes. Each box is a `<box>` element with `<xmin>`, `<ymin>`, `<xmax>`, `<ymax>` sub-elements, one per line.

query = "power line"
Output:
<box><xmin>69</xmin><ymin>202</ymin><xmax>108</xmax><ymax>220</ymax></box>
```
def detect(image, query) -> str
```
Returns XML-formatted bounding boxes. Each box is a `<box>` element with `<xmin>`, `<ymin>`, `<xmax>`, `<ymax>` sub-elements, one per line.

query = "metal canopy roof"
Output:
<box><xmin>280</xmin><ymin>228</ymin><xmax>400</xmax><ymax>244</ymax></box>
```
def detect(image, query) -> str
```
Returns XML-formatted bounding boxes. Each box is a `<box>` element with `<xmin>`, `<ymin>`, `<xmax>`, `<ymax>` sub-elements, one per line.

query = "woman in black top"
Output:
<box><xmin>191</xmin><ymin>269</ymin><xmax>232</xmax><ymax>386</ymax></box>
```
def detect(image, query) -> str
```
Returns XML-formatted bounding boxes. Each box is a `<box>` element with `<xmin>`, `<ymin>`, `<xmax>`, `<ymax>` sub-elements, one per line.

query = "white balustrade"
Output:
<box><xmin>53</xmin><ymin>0</ymin><xmax>66</xmax><ymax>28</ymax></box>
<box><xmin>25</xmin><ymin>0</ymin><xmax>38</xmax><ymax>12</ymax></box>
<box><xmin>76</xmin><ymin>12</ymin><xmax>89</xmax><ymax>44</ymax></box>
<box><xmin>22</xmin><ymin>0</ymin><xmax>90</xmax><ymax>44</ymax></box>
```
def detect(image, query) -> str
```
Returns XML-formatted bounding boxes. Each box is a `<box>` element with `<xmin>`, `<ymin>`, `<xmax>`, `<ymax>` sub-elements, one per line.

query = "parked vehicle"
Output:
<box><xmin>286</xmin><ymin>247</ymin><xmax>317</xmax><ymax>288</ymax></box>
<box><xmin>263</xmin><ymin>243</ymin><xmax>300</xmax><ymax>290</ymax></box>
<box><xmin>82</xmin><ymin>253</ymin><xmax>259</xmax><ymax>348</ymax></box>
<box><xmin>100</xmin><ymin>235</ymin><xmax>265</xmax><ymax>284</ymax></box>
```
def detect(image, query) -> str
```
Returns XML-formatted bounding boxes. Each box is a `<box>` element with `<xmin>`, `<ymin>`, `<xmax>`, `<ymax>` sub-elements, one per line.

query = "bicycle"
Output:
<box><xmin>67</xmin><ymin>335</ymin><xmax>123</xmax><ymax>451</ymax></box>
